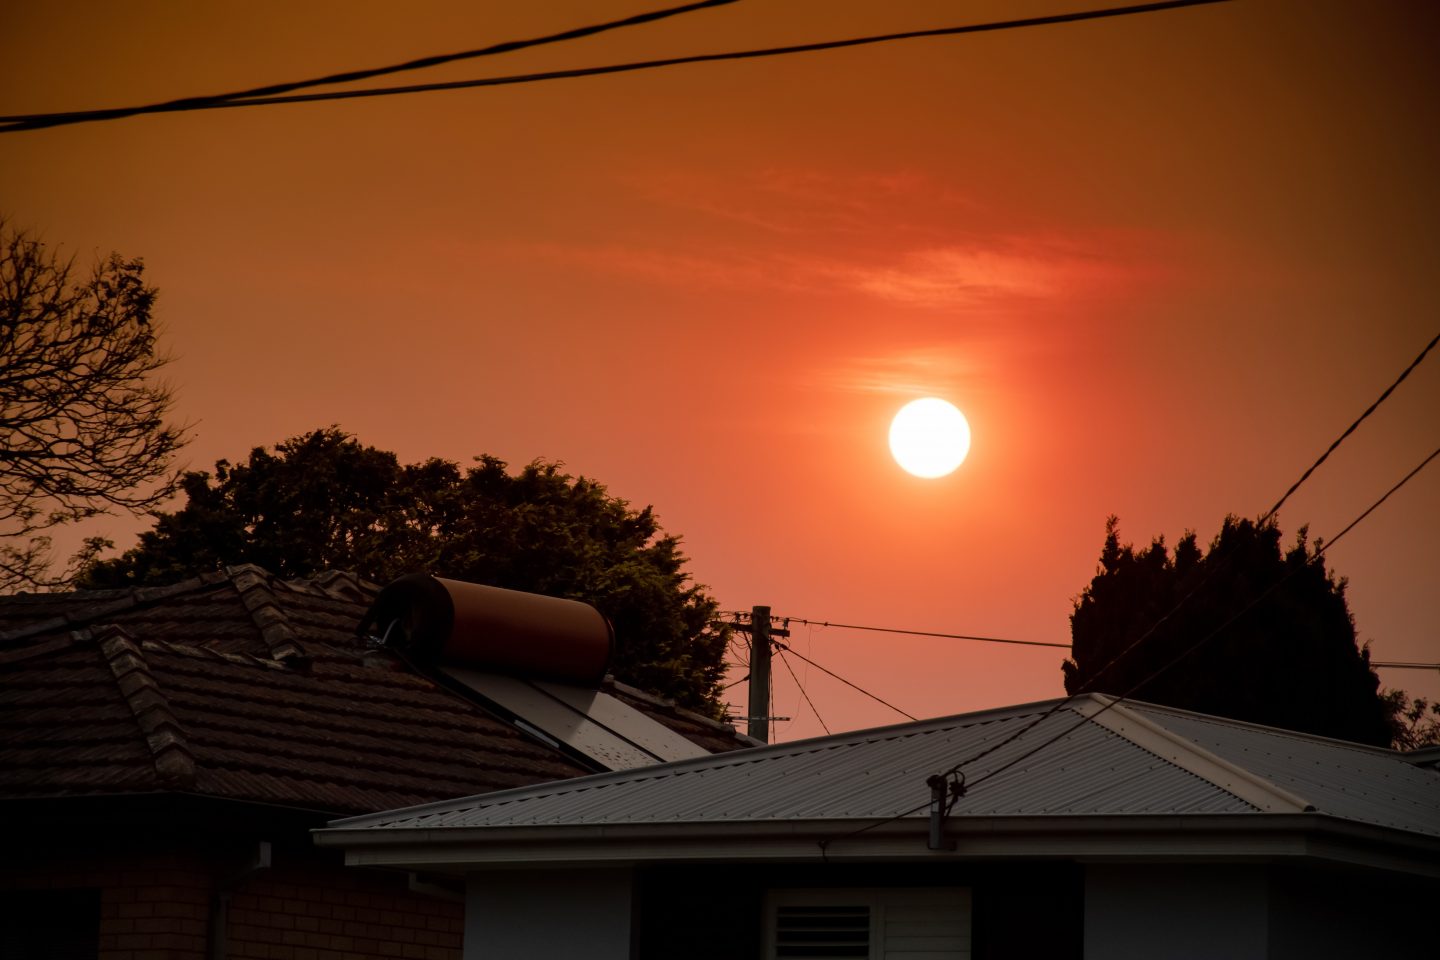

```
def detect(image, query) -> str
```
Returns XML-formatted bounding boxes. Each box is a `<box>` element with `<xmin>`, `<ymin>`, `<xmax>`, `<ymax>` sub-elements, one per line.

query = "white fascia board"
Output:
<box><xmin>1075</xmin><ymin>694</ymin><xmax>1313</xmax><ymax>813</ymax></box>
<box><xmin>316</xmin><ymin>813</ymin><xmax>1440</xmax><ymax>878</ymax></box>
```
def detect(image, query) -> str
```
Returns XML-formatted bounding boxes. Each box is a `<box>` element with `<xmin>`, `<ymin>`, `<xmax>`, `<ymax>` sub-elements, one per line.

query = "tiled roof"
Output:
<box><xmin>0</xmin><ymin>567</ymin><xmax>376</xmax><ymax>659</ymax></box>
<box><xmin>0</xmin><ymin>566</ymin><xmax>751</xmax><ymax>815</ymax></box>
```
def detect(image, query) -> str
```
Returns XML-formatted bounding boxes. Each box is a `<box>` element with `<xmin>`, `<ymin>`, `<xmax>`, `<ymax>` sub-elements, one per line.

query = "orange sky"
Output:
<box><xmin>4</xmin><ymin>0</ymin><xmax>1438</xmax><ymax>740</ymax></box>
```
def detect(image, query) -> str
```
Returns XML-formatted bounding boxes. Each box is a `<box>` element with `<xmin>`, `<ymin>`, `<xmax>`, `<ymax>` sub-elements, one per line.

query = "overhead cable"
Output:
<box><xmin>1259</xmin><ymin>330</ymin><xmax>1440</xmax><ymax>525</ymax></box>
<box><xmin>958</xmin><ymin>444</ymin><xmax>1440</xmax><ymax>795</ymax></box>
<box><xmin>774</xmin><ymin>332</ymin><xmax>1434</xmax><ymax>791</ymax></box>
<box><xmin>778</xmin><ymin>617</ymin><xmax>1069</xmax><ymax>649</ymax></box>
<box><xmin>777</xmin><ymin>647</ymin><xmax>831</xmax><ymax>735</ymax></box>
<box><xmin>0</xmin><ymin>0</ymin><xmax>739</xmax><ymax>132</ymax></box>
<box><xmin>819</xmin><ymin>443</ymin><xmax>1440</xmax><ymax>853</ymax></box>
<box><xmin>0</xmin><ymin>0</ymin><xmax>1235</xmax><ymax>134</ymax></box>
<box><xmin>1018</xmin><ymin>330</ymin><xmax>1440</xmax><ymax>728</ymax></box>
<box><xmin>776</xmin><ymin>641</ymin><xmax>917</xmax><ymax>722</ymax></box>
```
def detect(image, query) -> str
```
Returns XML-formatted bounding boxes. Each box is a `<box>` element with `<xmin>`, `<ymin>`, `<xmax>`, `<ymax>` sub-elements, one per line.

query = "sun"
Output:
<box><xmin>889</xmin><ymin>398</ymin><xmax>971</xmax><ymax>478</ymax></box>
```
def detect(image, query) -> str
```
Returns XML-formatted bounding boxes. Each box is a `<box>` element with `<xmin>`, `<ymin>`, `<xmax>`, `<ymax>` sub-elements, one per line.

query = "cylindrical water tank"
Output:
<box><xmin>362</xmin><ymin>574</ymin><xmax>613</xmax><ymax>686</ymax></box>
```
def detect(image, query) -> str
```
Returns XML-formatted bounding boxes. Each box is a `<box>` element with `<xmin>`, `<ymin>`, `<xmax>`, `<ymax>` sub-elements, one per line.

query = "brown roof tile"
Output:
<box><xmin>1</xmin><ymin>566</ymin><xmax>751</xmax><ymax>815</ymax></box>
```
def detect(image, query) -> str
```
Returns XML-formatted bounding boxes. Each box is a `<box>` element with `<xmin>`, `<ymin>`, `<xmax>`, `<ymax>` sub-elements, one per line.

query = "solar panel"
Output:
<box><xmin>535</xmin><ymin>681</ymin><xmax>707</xmax><ymax>763</ymax></box>
<box><xmin>442</xmin><ymin>667</ymin><xmax>702</xmax><ymax>771</ymax></box>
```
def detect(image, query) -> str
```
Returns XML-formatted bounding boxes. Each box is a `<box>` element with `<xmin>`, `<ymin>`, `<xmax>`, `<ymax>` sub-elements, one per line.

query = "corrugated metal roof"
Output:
<box><xmin>1130</xmin><ymin>702</ymin><xmax>1440</xmax><ymax>837</ymax></box>
<box><xmin>332</xmin><ymin>697</ymin><xmax>1257</xmax><ymax>831</ymax></box>
<box><xmin>329</xmin><ymin>695</ymin><xmax>1440</xmax><ymax>840</ymax></box>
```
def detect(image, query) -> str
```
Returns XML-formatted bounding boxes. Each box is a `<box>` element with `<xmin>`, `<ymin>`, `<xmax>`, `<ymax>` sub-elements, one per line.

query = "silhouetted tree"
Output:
<box><xmin>0</xmin><ymin>221</ymin><xmax>185</xmax><ymax>591</ymax></box>
<box><xmin>1386</xmin><ymin>693</ymin><xmax>1440</xmax><ymax>751</ymax></box>
<box><xmin>1064</xmin><ymin>516</ymin><xmax>1396</xmax><ymax>747</ymax></box>
<box><xmin>80</xmin><ymin>428</ymin><xmax>729</xmax><ymax>713</ymax></box>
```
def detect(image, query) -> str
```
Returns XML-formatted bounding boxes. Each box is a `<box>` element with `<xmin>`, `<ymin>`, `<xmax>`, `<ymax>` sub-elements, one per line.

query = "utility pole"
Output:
<box><xmin>747</xmin><ymin>605</ymin><xmax>772</xmax><ymax>743</ymax></box>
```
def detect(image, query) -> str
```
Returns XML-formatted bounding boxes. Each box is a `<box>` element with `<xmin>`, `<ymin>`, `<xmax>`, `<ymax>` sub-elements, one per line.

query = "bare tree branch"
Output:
<box><xmin>0</xmin><ymin>218</ymin><xmax>187</xmax><ymax>591</ymax></box>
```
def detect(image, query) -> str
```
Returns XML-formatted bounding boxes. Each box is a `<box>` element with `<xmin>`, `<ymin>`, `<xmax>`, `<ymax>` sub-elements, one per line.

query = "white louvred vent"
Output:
<box><xmin>775</xmin><ymin>904</ymin><xmax>870</xmax><ymax>958</ymax></box>
<box><xmin>767</xmin><ymin>889</ymin><xmax>971</xmax><ymax>960</ymax></box>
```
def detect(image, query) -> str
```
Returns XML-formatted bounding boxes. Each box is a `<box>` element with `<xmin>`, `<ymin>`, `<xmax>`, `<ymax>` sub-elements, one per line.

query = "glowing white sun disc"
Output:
<box><xmin>889</xmin><ymin>398</ymin><xmax>971</xmax><ymax>478</ymax></box>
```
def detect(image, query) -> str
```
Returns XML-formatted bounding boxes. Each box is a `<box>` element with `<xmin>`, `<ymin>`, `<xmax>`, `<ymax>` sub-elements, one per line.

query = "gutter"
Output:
<box><xmin>313</xmin><ymin>812</ymin><xmax>1440</xmax><ymax>877</ymax></box>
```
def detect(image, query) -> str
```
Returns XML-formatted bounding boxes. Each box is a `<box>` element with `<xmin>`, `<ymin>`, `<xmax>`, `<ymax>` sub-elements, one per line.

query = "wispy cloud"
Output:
<box><xmin>807</xmin><ymin>349</ymin><xmax>987</xmax><ymax>397</ymax></box>
<box><xmin>838</xmin><ymin>240</ymin><xmax>1134</xmax><ymax>308</ymax></box>
<box><xmin>524</xmin><ymin>166</ymin><xmax>1162</xmax><ymax>311</ymax></box>
<box><xmin>627</xmin><ymin>167</ymin><xmax>978</xmax><ymax>238</ymax></box>
<box><xmin>529</xmin><ymin>236</ymin><xmax>1132</xmax><ymax>309</ymax></box>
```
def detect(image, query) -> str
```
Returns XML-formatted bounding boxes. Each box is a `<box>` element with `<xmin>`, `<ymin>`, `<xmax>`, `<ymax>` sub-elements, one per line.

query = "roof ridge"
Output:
<box><xmin>0</xmin><ymin>570</ymin><xmax>232</xmax><ymax>645</ymax></box>
<box><xmin>142</xmin><ymin>637</ymin><xmax>291</xmax><ymax>671</ymax></box>
<box><xmin>281</xmin><ymin>569</ymin><xmax>379</xmax><ymax>602</ymax></box>
<box><xmin>1122</xmin><ymin>696</ymin><xmax>1406</xmax><ymax>756</ymax></box>
<box><xmin>1076</xmin><ymin>694</ymin><xmax>1313</xmax><ymax>814</ymax></box>
<box><xmin>228</xmin><ymin>565</ymin><xmax>305</xmax><ymax>659</ymax></box>
<box><xmin>92</xmin><ymin>624</ymin><xmax>197</xmax><ymax>791</ymax></box>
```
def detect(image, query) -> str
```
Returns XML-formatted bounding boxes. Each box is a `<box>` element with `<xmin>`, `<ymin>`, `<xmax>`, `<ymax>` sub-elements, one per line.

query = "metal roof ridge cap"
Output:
<box><xmin>1123</xmin><ymin>697</ymin><xmax>1408</xmax><ymax>757</ymax></box>
<box><xmin>712</xmin><ymin>695</ymin><xmax>1078</xmax><ymax>750</ymax></box>
<box><xmin>1076</xmin><ymin>694</ymin><xmax>1313</xmax><ymax>813</ymax></box>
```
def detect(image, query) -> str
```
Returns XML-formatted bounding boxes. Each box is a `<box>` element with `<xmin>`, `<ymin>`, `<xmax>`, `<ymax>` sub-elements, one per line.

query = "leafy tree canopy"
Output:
<box><xmin>0</xmin><ymin>220</ymin><xmax>185</xmax><ymax>590</ymax></box>
<box><xmin>1065</xmin><ymin>515</ymin><xmax>1401</xmax><ymax>747</ymax></box>
<box><xmin>80</xmin><ymin>428</ymin><xmax>729</xmax><ymax>713</ymax></box>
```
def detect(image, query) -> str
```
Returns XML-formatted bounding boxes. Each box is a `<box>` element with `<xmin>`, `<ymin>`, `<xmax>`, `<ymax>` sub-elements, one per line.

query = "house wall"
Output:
<box><xmin>464</xmin><ymin>868</ymin><xmax>634</xmax><ymax>960</ymax></box>
<box><xmin>1266</xmin><ymin>863</ymin><xmax>1439</xmax><ymax>958</ymax></box>
<box><xmin>1</xmin><ymin>833</ymin><xmax>462</xmax><ymax>960</ymax></box>
<box><xmin>633</xmin><ymin>861</ymin><xmax>1083</xmax><ymax>960</ymax></box>
<box><xmin>226</xmin><ymin>851</ymin><xmax>462</xmax><ymax>960</ymax></box>
<box><xmin>0</xmin><ymin>848</ymin><xmax>211</xmax><ymax>960</ymax></box>
<box><xmin>1083</xmin><ymin>864</ymin><xmax>1269</xmax><ymax>960</ymax></box>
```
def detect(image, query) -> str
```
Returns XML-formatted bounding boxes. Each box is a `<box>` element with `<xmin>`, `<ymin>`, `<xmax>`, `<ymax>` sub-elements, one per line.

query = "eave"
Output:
<box><xmin>314</xmin><ymin>811</ymin><xmax>1440</xmax><ymax>878</ymax></box>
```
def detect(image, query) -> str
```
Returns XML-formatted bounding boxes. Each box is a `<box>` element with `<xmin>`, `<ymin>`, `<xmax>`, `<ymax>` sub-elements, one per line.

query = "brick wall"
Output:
<box><xmin>1</xmin><ymin>849</ymin><xmax>211</xmax><ymax>960</ymax></box>
<box><xmin>102</xmin><ymin>858</ymin><xmax>212</xmax><ymax>960</ymax></box>
<box><xmin>227</xmin><ymin>859</ymin><xmax>462</xmax><ymax>960</ymax></box>
<box><xmin>2</xmin><ymin>842</ymin><xmax>462</xmax><ymax>960</ymax></box>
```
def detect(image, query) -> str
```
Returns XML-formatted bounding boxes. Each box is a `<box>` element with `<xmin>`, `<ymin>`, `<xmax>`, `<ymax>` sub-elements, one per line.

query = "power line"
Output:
<box><xmin>903</xmin><ymin>333</ymin><xmax>1440</xmax><ymax>823</ymax></box>
<box><xmin>1374</xmin><ymin>661</ymin><xmax>1440</xmax><ymax>671</ymax></box>
<box><xmin>0</xmin><ymin>0</ymin><xmax>739</xmax><ymax>132</ymax></box>
<box><xmin>776</xmin><ymin>640</ymin><xmax>918</xmax><ymax>722</ymax></box>
<box><xmin>960</xmin><ymin>444</ymin><xmax>1440</xmax><ymax>795</ymax></box>
<box><xmin>782</xmin><ymin>331</ymin><xmax>1436</xmax><ymax>787</ymax></box>
<box><xmin>1259</xmin><ymin>331</ymin><xmax>1440</xmax><ymax>525</ymax></box>
<box><xmin>777</xmin><ymin>646</ymin><xmax>831</xmax><ymax>735</ymax></box>
<box><xmin>819</xmin><ymin>444</ymin><xmax>1440</xmax><ymax>853</ymax></box>
<box><xmin>1023</xmin><ymin>332</ymin><xmax>1440</xmax><ymax>722</ymax></box>
<box><xmin>778</xmin><ymin>617</ymin><xmax>1069</xmax><ymax>649</ymax></box>
<box><xmin>719</xmin><ymin>671</ymin><xmax>750</xmax><ymax>690</ymax></box>
<box><xmin>0</xmin><ymin>0</ymin><xmax>1235</xmax><ymax>134</ymax></box>
<box><xmin>1315</xmin><ymin>446</ymin><xmax>1439</xmax><ymax>552</ymax></box>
